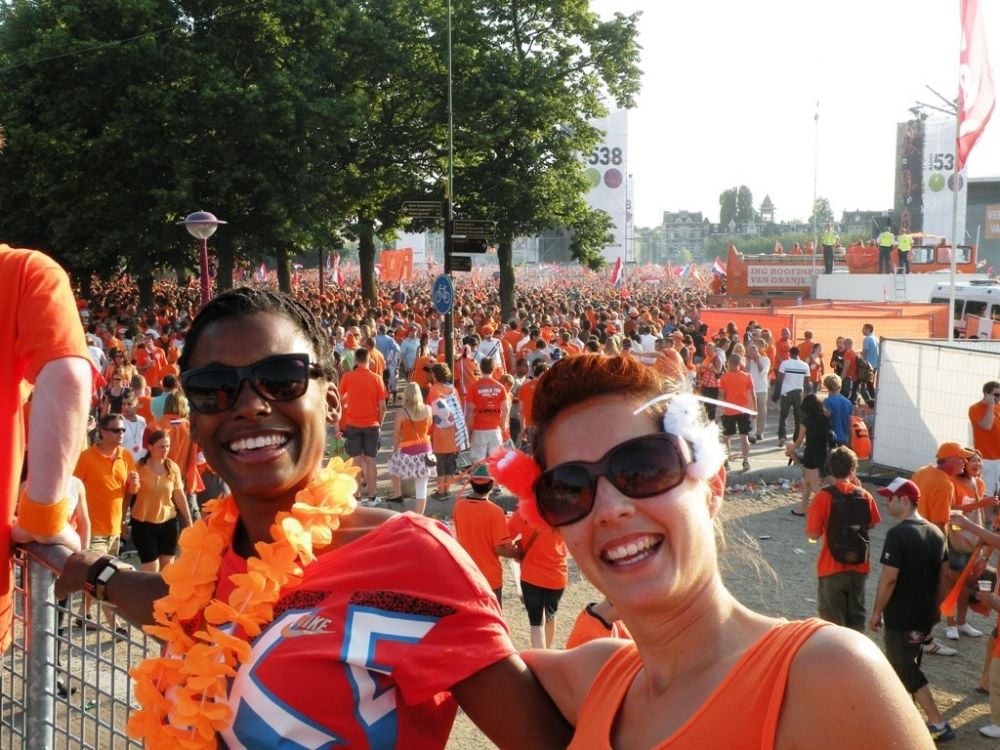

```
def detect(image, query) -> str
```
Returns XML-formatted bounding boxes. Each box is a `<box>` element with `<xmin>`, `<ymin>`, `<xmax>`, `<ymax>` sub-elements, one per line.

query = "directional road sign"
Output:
<box><xmin>401</xmin><ymin>201</ymin><xmax>443</xmax><ymax>219</ymax></box>
<box><xmin>448</xmin><ymin>255</ymin><xmax>472</xmax><ymax>272</ymax></box>
<box><xmin>452</xmin><ymin>237</ymin><xmax>489</xmax><ymax>253</ymax></box>
<box><xmin>432</xmin><ymin>274</ymin><xmax>454</xmax><ymax>314</ymax></box>
<box><xmin>453</xmin><ymin>219</ymin><xmax>496</xmax><ymax>238</ymax></box>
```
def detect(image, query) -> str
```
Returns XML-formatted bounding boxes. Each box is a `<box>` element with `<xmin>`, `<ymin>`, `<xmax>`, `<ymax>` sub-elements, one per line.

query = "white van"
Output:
<box><xmin>930</xmin><ymin>280</ymin><xmax>1000</xmax><ymax>337</ymax></box>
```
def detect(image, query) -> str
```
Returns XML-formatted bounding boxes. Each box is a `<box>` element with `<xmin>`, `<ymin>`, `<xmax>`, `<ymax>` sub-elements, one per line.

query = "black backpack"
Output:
<box><xmin>824</xmin><ymin>485</ymin><xmax>871</xmax><ymax>564</ymax></box>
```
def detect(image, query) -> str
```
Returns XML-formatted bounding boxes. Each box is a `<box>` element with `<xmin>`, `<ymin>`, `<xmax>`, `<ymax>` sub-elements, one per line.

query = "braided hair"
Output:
<box><xmin>178</xmin><ymin>287</ymin><xmax>334</xmax><ymax>380</ymax></box>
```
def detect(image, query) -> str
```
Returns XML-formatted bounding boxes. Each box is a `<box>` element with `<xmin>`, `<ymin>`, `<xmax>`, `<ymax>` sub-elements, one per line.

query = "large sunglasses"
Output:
<box><xmin>534</xmin><ymin>433</ymin><xmax>690</xmax><ymax>527</ymax></box>
<box><xmin>181</xmin><ymin>354</ymin><xmax>322</xmax><ymax>414</ymax></box>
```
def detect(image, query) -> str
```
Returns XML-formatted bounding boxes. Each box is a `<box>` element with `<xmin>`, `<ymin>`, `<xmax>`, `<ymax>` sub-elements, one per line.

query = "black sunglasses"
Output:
<box><xmin>181</xmin><ymin>354</ymin><xmax>322</xmax><ymax>415</ymax></box>
<box><xmin>102</xmin><ymin>426</ymin><xmax>126</xmax><ymax>434</ymax></box>
<box><xmin>534</xmin><ymin>433</ymin><xmax>690</xmax><ymax>527</ymax></box>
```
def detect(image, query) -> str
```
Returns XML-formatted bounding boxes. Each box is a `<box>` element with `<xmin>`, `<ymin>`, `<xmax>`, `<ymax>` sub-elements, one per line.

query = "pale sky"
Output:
<box><xmin>590</xmin><ymin>0</ymin><xmax>1000</xmax><ymax>228</ymax></box>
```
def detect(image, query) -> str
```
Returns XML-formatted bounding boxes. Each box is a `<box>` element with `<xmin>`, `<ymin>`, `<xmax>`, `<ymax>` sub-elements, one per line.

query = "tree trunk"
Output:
<box><xmin>137</xmin><ymin>273</ymin><xmax>154</xmax><ymax>309</ymax></box>
<box><xmin>276</xmin><ymin>245</ymin><xmax>291</xmax><ymax>293</ymax></box>
<box><xmin>358</xmin><ymin>220</ymin><xmax>376</xmax><ymax>304</ymax></box>
<box><xmin>498</xmin><ymin>234</ymin><xmax>515</xmax><ymax>321</ymax></box>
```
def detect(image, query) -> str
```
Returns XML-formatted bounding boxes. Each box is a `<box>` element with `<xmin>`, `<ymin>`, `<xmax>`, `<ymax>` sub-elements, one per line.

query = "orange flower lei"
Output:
<box><xmin>127</xmin><ymin>457</ymin><xmax>359</xmax><ymax>749</ymax></box>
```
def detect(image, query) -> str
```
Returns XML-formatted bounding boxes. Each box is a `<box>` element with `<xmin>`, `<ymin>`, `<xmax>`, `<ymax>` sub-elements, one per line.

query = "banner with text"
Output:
<box><xmin>746</xmin><ymin>265</ymin><xmax>815</xmax><ymax>288</ymax></box>
<box><xmin>921</xmin><ymin>117</ymin><xmax>968</xmax><ymax>242</ymax></box>
<box><xmin>986</xmin><ymin>204</ymin><xmax>1000</xmax><ymax>239</ymax></box>
<box><xmin>584</xmin><ymin>109</ymin><xmax>629</xmax><ymax>265</ymax></box>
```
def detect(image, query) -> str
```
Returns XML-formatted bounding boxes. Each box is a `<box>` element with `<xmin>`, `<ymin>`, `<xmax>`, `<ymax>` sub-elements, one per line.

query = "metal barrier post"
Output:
<box><xmin>25</xmin><ymin>550</ymin><xmax>57</xmax><ymax>750</ymax></box>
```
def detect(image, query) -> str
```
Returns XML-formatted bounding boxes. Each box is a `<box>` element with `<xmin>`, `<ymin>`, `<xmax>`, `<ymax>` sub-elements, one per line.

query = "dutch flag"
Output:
<box><xmin>610</xmin><ymin>256</ymin><xmax>624</xmax><ymax>288</ymax></box>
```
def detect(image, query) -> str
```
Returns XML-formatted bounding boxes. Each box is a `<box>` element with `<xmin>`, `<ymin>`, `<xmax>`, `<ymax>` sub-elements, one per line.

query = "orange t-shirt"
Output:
<box><xmin>1</xmin><ymin>247</ymin><xmax>89</xmax><ymax>652</ymax></box>
<box><xmin>775</xmin><ymin>338</ymin><xmax>791</xmax><ymax>365</ymax></box>
<box><xmin>805</xmin><ymin>480</ymin><xmax>880</xmax><ymax>577</ymax></box>
<box><xmin>156</xmin><ymin>416</ymin><xmax>200</xmax><ymax>493</ymax></box>
<box><xmin>453</xmin><ymin>498</ymin><xmax>512</xmax><ymax>590</ymax></box>
<box><xmin>509</xmin><ymin>512</ymin><xmax>568</xmax><ymax>589</ymax></box>
<box><xmin>564</xmin><ymin>605</ymin><xmax>632</xmax><ymax>649</ymax></box>
<box><xmin>519</xmin><ymin>378</ymin><xmax>540</xmax><ymax>429</ymax></box>
<box><xmin>797</xmin><ymin>341</ymin><xmax>813</xmax><ymax>362</ymax></box>
<box><xmin>467</xmin><ymin>377</ymin><xmax>507</xmax><ymax>431</ymax></box>
<box><xmin>969</xmin><ymin>402</ymin><xmax>1000</xmax><ymax>460</ymax></box>
<box><xmin>718</xmin><ymin>370</ymin><xmax>754</xmax><ymax>415</ymax></box>
<box><xmin>339</xmin><ymin>366</ymin><xmax>388</xmax><ymax>428</ymax></box>
<box><xmin>132</xmin><ymin>459</ymin><xmax>184</xmax><ymax>524</ymax></box>
<box><xmin>74</xmin><ymin>445</ymin><xmax>136</xmax><ymax>536</ymax></box>
<box><xmin>841</xmin><ymin>349</ymin><xmax>858</xmax><ymax>381</ymax></box>
<box><xmin>569</xmin><ymin>619</ymin><xmax>828</xmax><ymax>749</ymax></box>
<box><xmin>368</xmin><ymin>348</ymin><xmax>386</xmax><ymax>377</ymax></box>
<box><xmin>912</xmin><ymin>464</ymin><xmax>955</xmax><ymax>527</ymax></box>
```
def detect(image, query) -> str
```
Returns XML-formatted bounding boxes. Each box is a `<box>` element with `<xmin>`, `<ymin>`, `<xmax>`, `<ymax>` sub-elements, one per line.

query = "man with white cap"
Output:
<box><xmin>869</xmin><ymin>478</ymin><xmax>955</xmax><ymax>744</ymax></box>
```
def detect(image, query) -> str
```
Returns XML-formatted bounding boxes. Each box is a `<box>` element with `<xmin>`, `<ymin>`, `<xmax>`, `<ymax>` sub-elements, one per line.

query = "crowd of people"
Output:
<box><xmin>4</xmin><ymin>247</ymin><xmax>1000</xmax><ymax>747</ymax></box>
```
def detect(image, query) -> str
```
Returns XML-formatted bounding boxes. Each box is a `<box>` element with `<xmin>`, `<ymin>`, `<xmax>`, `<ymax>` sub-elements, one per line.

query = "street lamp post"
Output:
<box><xmin>178</xmin><ymin>211</ymin><xmax>227</xmax><ymax>306</ymax></box>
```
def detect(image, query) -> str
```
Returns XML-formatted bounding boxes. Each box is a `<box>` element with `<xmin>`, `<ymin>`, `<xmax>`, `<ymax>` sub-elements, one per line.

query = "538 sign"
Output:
<box><xmin>586</xmin><ymin>146</ymin><xmax>623</xmax><ymax>166</ymax></box>
<box><xmin>927</xmin><ymin>152</ymin><xmax>955</xmax><ymax>171</ymax></box>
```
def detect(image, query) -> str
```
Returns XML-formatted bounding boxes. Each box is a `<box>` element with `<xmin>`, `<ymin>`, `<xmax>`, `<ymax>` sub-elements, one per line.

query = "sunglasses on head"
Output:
<box><xmin>181</xmin><ymin>353</ymin><xmax>322</xmax><ymax>415</ymax></box>
<box><xmin>533</xmin><ymin>433</ymin><xmax>690</xmax><ymax>527</ymax></box>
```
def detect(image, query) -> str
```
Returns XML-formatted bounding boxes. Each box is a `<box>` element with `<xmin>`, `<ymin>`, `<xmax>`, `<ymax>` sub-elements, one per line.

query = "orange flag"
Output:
<box><xmin>941</xmin><ymin>545</ymin><xmax>987</xmax><ymax>618</ymax></box>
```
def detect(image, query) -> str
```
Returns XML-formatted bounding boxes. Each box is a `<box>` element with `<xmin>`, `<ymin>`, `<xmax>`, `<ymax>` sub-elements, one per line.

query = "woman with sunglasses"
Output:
<box><xmin>492</xmin><ymin>354</ymin><xmax>931</xmax><ymax>749</ymax></box>
<box><xmin>56</xmin><ymin>287</ymin><xmax>569</xmax><ymax>750</ymax></box>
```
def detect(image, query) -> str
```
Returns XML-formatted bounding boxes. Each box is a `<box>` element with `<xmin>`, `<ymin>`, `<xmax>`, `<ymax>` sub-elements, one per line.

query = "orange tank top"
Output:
<box><xmin>569</xmin><ymin>618</ymin><xmax>828</xmax><ymax>750</ymax></box>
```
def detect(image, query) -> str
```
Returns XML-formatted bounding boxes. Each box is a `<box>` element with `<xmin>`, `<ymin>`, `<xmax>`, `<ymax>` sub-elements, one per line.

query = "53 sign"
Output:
<box><xmin>927</xmin><ymin>152</ymin><xmax>955</xmax><ymax>171</ymax></box>
<box><xmin>586</xmin><ymin>146</ymin><xmax>623</xmax><ymax>166</ymax></box>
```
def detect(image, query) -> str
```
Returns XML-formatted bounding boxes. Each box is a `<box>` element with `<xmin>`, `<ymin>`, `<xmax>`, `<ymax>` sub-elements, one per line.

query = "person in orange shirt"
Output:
<box><xmin>74</xmin><ymin>413</ymin><xmax>139</xmax><ymax>631</ymax></box>
<box><xmin>465</xmin><ymin>357</ymin><xmax>508</xmax><ymax>462</ymax></box>
<box><xmin>427</xmin><ymin>363</ymin><xmax>467</xmax><ymax>497</ymax></box>
<box><xmin>3</xmin><ymin>246</ymin><xmax>91</xmax><ymax>654</ymax></box>
<box><xmin>840</xmin><ymin>337</ymin><xmax>859</xmax><ymax>403</ymax></box>
<box><xmin>564</xmin><ymin>598</ymin><xmax>631</xmax><ymax>649</ymax></box>
<box><xmin>806</xmin><ymin>446</ymin><xmax>882</xmax><ymax>632</ymax></box>
<box><xmin>970</xmin><ymin>380</ymin><xmax>1000</xmax><ymax>498</ymax></box>
<box><xmin>453</xmin><ymin>467</ymin><xmax>518</xmax><ymax>603</ymax></box>
<box><xmin>912</xmin><ymin>442</ymin><xmax>972</xmax><ymax>532</ymax></box>
<box><xmin>339</xmin><ymin>347</ymin><xmax>388</xmax><ymax>503</ymax></box>
<box><xmin>797</xmin><ymin>330</ymin><xmax>814</xmax><ymax>371</ymax></box>
<box><xmin>508</xmin><ymin>507</ymin><xmax>568</xmax><ymax>649</ymax></box>
<box><xmin>516</xmin><ymin>361</ymin><xmax>547</xmax><ymax>449</ymax></box>
<box><xmin>774</xmin><ymin>327</ymin><xmax>792</xmax><ymax>367</ymax></box>
<box><xmin>718</xmin><ymin>354</ymin><xmax>757</xmax><ymax>472</ymax></box>
<box><xmin>501</xmin><ymin>355</ymin><xmax>923</xmax><ymax>748</ymax></box>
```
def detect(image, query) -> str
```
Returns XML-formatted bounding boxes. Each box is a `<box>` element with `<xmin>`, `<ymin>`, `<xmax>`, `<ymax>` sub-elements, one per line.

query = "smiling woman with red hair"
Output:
<box><xmin>491</xmin><ymin>354</ymin><xmax>933</xmax><ymax>749</ymax></box>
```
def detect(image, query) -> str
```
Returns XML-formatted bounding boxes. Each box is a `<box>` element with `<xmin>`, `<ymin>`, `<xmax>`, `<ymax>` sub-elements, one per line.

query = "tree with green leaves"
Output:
<box><xmin>446</xmin><ymin>0</ymin><xmax>641</xmax><ymax>318</ymax></box>
<box><xmin>719</xmin><ymin>188</ymin><xmax>738</xmax><ymax>227</ymax></box>
<box><xmin>810</xmin><ymin>196</ymin><xmax>835</xmax><ymax>227</ymax></box>
<box><xmin>736</xmin><ymin>185</ymin><xmax>756</xmax><ymax>225</ymax></box>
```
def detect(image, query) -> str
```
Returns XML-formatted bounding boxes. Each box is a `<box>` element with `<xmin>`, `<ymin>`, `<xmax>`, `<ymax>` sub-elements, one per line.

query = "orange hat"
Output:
<box><xmin>937</xmin><ymin>442</ymin><xmax>974</xmax><ymax>460</ymax></box>
<box><xmin>481</xmin><ymin>325</ymin><xmax>495</xmax><ymax>336</ymax></box>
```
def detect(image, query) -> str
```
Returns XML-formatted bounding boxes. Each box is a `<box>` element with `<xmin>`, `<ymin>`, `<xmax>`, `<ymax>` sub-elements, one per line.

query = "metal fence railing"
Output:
<box><xmin>1</xmin><ymin>544</ymin><xmax>156</xmax><ymax>750</ymax></box>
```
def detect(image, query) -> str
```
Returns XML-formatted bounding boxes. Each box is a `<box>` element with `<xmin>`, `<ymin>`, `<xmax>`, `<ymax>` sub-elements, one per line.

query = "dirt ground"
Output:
<box><xmin>446</xmin><ymin>484</ymin><xmax>1000</xmax><ymax>749</ymax></box>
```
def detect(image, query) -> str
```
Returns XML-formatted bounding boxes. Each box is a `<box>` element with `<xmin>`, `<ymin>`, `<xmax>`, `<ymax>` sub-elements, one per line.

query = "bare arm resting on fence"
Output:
<box><xmin>55</xmin><ymin>550</ymin><xmax>166</xmax><ymax>627</ymax></box>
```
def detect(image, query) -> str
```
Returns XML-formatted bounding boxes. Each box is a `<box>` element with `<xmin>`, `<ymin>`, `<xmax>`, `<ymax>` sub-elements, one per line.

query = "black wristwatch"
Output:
<box><xmin>83</xmin><ymin>555</ymin><xmax>131</xmax><ymax>602</ymax></box>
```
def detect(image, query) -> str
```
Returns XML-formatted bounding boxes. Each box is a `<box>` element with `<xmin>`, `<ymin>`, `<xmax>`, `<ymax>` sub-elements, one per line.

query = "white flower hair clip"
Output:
<box><xmin>632</xmin><ymin>391</ymin><xmax>750</xmax><ymax>479</ymax></box>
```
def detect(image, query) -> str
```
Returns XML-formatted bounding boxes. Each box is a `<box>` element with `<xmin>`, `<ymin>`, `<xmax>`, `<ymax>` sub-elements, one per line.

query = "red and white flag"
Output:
<box><xmin>609</xmin><ymin>256</ymin><xmax>623</xmax><ymax>288</ymax></box>
<box><xmin>255</xmin><ymin>262</ymin><xmax>267</xmax><ymax>283</ymax></box>
<box><xmin>957</xmin><ymin>0</ymin><xmax>995</xmax><ymax>171</ymax></box>
<box><xmin>711</xmin><ymin>257</ymin><xmax>727</xmax><ymax>277</ymax></box>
